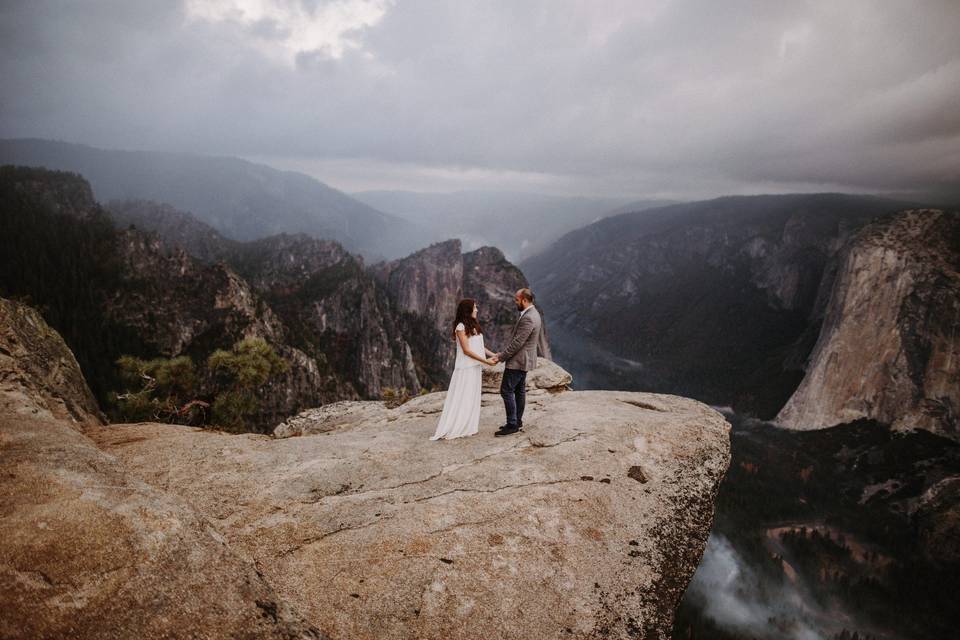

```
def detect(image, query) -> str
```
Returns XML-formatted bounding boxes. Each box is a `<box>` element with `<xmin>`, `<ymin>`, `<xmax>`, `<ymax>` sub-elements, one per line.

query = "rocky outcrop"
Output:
<box><xmin>107</xmin><ymin>229</ymin><xmax>288</xmax><ymax>356</ymax></box>
<box><xmin>2</xmin><ymin>288</ymin><xmax>732</xmax><ymax>640</ymax></box>
<box><xmin>276</xmin><ymin>358</ymin><xmax>575</xmax><ymax>439</ymax></box>
<box><xmin>105</xmin><ymin>229</ymin><xmax>336</xmax><ymax>425</ymax></box>
<box><xmin>376</xmin><ymin>240</ymin><xmax>464</xmax><ymax>335</ymax></box>
<box><xmin>375</xmin><ymin>240</ymin><xmax>549</xmax><ymax>388</ymax></box>
<box><xmin>464</xmin><ymin>245</ymin><xmax>552</xmax><ymax>360</ymax></box>
<box><xmin>95</xmin><ymin>388</ymin><xmax>730</xmax><ymax>640</ymax></box>
<box><xmin>776</xmin><ymin>209</ymin><xmax>960</xmax><ymax>440</ymax></box>
<box><xmin>481</xmin><ymin>357</ymin><xmax>572</xmax><ymax>394</ymax></box>
<box><xmin>0</xmin><ymin>297</ymin><xmax>323</xmax><ymax>640</ymax></box>
<box><xmin>0</xmin><ymin>411</ymin><xmax>324</xmax><ymax>640</ymax></box>
<box><xmin>0</xmin><ymin>298</ymin><xmax>104</xmax><ymax>428</ymax></box>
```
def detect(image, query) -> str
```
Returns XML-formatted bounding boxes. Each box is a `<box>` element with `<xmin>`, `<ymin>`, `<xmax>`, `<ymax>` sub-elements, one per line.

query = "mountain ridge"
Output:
<box><xmin>0</xmin><ymin>137</ymin><xmax>423</xmax><ymax>259</ymax></box>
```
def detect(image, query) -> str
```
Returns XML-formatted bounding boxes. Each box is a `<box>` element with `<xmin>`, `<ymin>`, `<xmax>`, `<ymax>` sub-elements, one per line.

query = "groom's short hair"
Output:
<box><xmin>517</xmin><ymin>288</ymin><xmax>534</xmax><ymax>303</ymax></box>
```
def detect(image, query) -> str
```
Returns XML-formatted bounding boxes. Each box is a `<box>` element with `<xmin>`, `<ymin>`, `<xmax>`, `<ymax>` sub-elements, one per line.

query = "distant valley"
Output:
<box><xmin>523</xmin><ymin>193</ymin><xmax>954</xmax><ymax>423</ymax></box>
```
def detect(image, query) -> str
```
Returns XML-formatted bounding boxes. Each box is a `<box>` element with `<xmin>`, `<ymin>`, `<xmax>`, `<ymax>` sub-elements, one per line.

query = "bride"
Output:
<box><xmin>429</xmin><ymin>298</ymin><xmax>498</xmax><ymax>440</ymax></box>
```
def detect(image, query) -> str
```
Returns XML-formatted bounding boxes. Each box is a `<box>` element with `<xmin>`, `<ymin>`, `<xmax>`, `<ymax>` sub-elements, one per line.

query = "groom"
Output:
<box><xmin>493</xmin><ymin>288</ymin><xmax>542</xmax><ymax>437</ymax></box>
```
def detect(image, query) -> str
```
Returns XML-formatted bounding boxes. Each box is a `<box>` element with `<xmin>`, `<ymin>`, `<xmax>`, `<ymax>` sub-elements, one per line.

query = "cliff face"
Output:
<box><xmin>523</xmin><ymin>194</ymin><xmax>916</xmax><ymax>417</ymax></box>
<box><xmin>375</xmin><ymin>240</ymin><xmax>465</xmax><ymax>380</ymax></box>
<box><xmin>105</xmin><ymin>199</ymin><xmax>422</xmax><ymax>399</ymax></box>
<box><xmin>463</xmin><ymin>245</ymin><xmax>552</xmax><ymax>360</ymax></box>
<box><xmin>376</xmin><ymin>240</ymin><xmax>547</xmax><ymax>386</ymax></box>
<box><xmin>0</xmin><ymin>297</ymin><xmax>104</xmax><ymax>428</ymax></box>
<box><xmin>1</xmin><ymin>294</ymin><xmax>731</xmax><ymax>640</ymax></box>
<box><xmin>112</xmin><ymin>228</ymin><xmax>351</xmax><ymax>423</ymax></box>
<box><xmin>776</xmin><ymin>209</ymin><xmax>960</xmax><ymax>440</ymax></box>
<box><xmin>377</xmin><ymin>239</ymin><xmax>465</xmax><ymax>335</ymax></box>
<box><xmin>233</xmin><ymin>233</ymin><xmax>421</xmax><ymax>398</ymax></box>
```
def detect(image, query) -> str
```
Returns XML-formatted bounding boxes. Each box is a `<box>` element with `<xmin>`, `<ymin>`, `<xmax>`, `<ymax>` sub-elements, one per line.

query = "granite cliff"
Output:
<box><xmin>0</xmin><ymin>296</ymin><xmax>732</xmax><ymax>639</ymax></box>
<box><xmin>230</xmin><ymin>232</ymin><xmax>421</xmax><ymax>399</ymax></box>
<box><xmin>777</xmin><ymin>209</ymin><xmax>960</xmax><ymax>440</ymax></box>
<box><xmin>0</xmin><ymin>297</ymin><xmax>105</xmax><ymax>428</ymax></box>
<box><xmin>375</xmin><ymin>239</ymin><xmax>549</xmax><ymax>383</ymax></box>
<box><xmin>108</xmin><ymin>198</ymin><xmax>421</xmax><ymax>400</ymax></box>
<box><xmin>107</xmin><ymin>227</ymin><xmax>342</xmax><ymax>423</ymax></box>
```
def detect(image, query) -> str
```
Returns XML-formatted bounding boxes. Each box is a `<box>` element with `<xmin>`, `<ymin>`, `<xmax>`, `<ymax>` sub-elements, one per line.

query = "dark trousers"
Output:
<box><xmin>500</xmin><ymin>368</ymin><xmax>527</xmax><ymax>428</ymax></box>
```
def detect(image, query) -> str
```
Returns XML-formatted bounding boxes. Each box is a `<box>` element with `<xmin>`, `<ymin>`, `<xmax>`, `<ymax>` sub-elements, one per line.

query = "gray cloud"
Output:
<box><xmin>1</xmin><ymin>0</ymin><xmax>958</xmax><ymax>198</ymax></box>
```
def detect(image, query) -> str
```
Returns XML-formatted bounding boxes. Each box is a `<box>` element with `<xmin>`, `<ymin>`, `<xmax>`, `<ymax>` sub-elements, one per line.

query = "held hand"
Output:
<box><xmin>491</xmin><ymin>355</ymin><xmax>499</xmax><ymax>364</ymax></box>
<box><xmin>485</xmin><ymin>358</ymin><xmax>496</xmax><ymax>366</ymax></box>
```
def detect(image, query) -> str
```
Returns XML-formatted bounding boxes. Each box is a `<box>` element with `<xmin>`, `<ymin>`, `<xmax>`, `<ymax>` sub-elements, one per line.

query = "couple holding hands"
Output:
<box><xmin>429</xmin><ymin>288</ymin><xmax>543</xmax><ymax>441</ymax></box>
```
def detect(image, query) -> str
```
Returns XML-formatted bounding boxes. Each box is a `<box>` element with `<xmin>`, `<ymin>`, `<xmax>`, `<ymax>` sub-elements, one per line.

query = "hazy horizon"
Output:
<box><xmin>2</xmin><ymin>1</ymin><xmax>958</xmax><ymax>201</ymax></box>
<box><xmin>0</xmin><ymin>135</ymin><xmax>940</xmax><ymax>206</ymax></box>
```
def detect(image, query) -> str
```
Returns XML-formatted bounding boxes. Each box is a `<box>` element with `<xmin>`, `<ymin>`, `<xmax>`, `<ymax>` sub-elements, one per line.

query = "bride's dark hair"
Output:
<box><xmin>453</xmin><ymin>298</ymin><xmax>483</xmax><ymax>337</ymax></box>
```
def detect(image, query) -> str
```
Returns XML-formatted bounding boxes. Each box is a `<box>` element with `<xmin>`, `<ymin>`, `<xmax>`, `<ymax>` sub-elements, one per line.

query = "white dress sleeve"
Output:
<box><xmin>455</xmin><ymin>322</ymin><xmax>465</xmax><ymax>332</ymax></box>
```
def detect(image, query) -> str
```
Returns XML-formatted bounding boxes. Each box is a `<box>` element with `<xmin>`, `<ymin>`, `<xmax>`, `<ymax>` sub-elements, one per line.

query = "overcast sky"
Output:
<box><xmin>1</xmin><ymin>1</ymin><xmax>958</xmax><ymax>198</ymax></box>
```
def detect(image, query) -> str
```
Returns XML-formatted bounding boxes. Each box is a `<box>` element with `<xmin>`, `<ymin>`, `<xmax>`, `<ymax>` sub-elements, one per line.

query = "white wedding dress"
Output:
<box><xmin>430</xmin><ymin>323</ymin><xmax>483</xmax><ymax>440</ymax></box>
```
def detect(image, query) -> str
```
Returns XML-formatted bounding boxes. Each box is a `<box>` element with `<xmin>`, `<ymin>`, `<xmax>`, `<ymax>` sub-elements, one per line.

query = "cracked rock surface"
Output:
<box><xmin>92</xmin><ymin>388</ymin><xmax>730</xmax><ymax>639</ymax></box>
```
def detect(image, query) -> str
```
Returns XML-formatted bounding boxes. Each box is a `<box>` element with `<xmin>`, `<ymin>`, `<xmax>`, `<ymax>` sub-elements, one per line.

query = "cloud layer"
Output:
<box><xmin>1</xmin><ymin>1</ymin><xmax>958</xmax><ymax>197</ymax></box>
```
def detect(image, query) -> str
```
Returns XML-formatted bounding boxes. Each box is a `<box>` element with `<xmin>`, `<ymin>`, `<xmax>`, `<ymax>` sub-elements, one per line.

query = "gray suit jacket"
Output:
<box><xmin>497</xmin><ymin>305</ymin><xmax>542</xmax><ymax>372</ymax></box>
